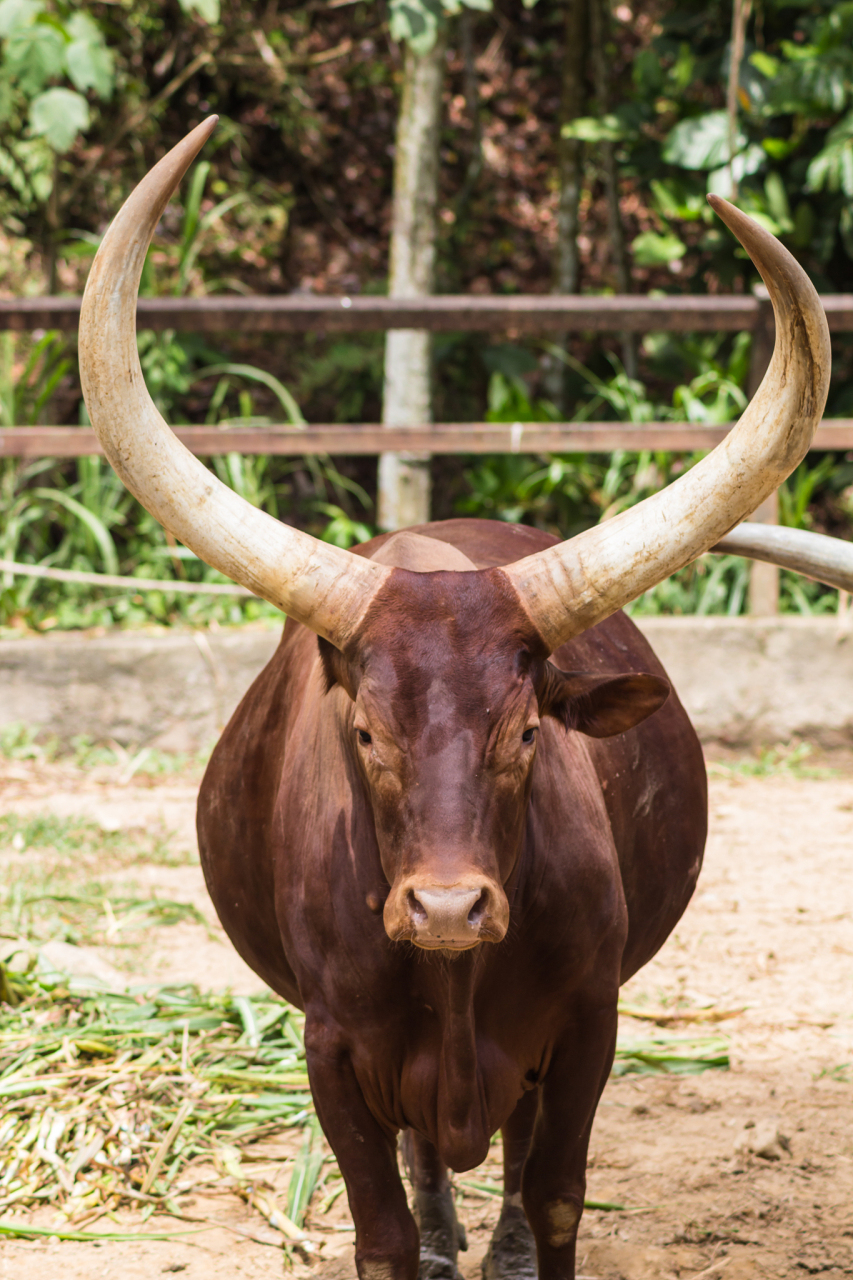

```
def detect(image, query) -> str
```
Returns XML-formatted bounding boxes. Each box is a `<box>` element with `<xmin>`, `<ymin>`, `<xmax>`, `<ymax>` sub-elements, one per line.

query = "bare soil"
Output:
<box><xmin>0</xmin><ymin>752</ymin><xmax>852</xmax><ymax>1279</ymax></box>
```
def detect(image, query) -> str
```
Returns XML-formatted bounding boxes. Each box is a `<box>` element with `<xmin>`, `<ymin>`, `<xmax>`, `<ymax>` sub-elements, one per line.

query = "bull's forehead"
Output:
<box><xmin>355</xmin><ymin>567</ymin><xmax>542</xmax><ymax>732</ymax></box>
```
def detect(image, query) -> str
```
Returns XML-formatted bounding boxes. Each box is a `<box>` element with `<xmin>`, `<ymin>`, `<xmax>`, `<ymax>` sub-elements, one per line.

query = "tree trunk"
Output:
<box><xmin>588</xmin><ymin>0</ymin><xmax>635</xmax><ymax>378</ymax></box>
<box><xmin>727</xmin><ymin>0</ymin><xmax>753</xmax><ymax>200</ymax></box>
<box><xmin>378</xmin><ymin>31</ymin><xmax>447</xmax><ymax>532</ymax></box>
<box><xmin>546</xmin><ymin>0</ymin><xmax>588</xmax><ymax>412</ymax></box>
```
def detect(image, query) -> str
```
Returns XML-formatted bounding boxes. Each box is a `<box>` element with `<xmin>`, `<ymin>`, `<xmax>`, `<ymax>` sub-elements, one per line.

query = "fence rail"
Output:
<box><xmin>4</xmin><ymin>420</ymin><xmax>853</xmax><ymax>458</ymax></box>
<box><xmin>2</xmin><ymin>291</ymin><xmax>853</xmax><ymax>333</ymax></box>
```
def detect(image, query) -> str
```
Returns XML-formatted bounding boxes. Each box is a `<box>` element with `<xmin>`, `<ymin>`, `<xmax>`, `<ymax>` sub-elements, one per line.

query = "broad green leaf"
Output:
<box><xmin>178</xmin><ymin>0</ymin><xmax>220</xmax><ymax>22</ymax></box>
<box><xmin>0</xmin><ymin>0</ymin><xmax>40</xmax><ymax>38</ymax></box>
<box><xmin>706</xmin><ymin>144</ymin><xmax>766</xmax><ymax>198</ymax></box>
<box><xmin>631</xmin><ymin>231</ymin><xmax>687</xmax><ymax>267</ymax></box>
<box><xmin>663</xmin><ymin>111</ymin><xmax>744</xmax><ymax>171</ymax></box>
<box><xmin>749</xmin><ymin>50</ymin><xmax>779</xmax><ymax>80</ymax></box>
<box><xmin>562</xmin><ymin>114</ymin><xmax>627</xmax><ymax>143</ymax></box>
<box><xmin>6</xmin><ymin>22</ymin><xmax>65</xmax><ymax>96</ymax></box>
<box><xmin>65</xmin><ymin>26</ymin><xmax>114</xmax><ymax>100</ymax></box>
<box><xmin>761</xmin><ymin>137</ymin><xmax>796</xmax><ymax>161</ymax></box>
<box><xmin>764</xmin><ymin>171</ymin><xmax>793</xmax><ymax>232</ymax></box>
<box><xmin>649</xmin><ymin>179</ymin><xmax>704</xmax><ymax>222</ymax></box>
<box><xmin>29</xmin><ymin>87</ymin><xmax>89</xmax><ymax>152</ymax></box>
<box><xmin>389</xmin><ymin>0</ymin><xmax>443</xmax><ymax>54</ymax></box>
<box><xmin>806</xmin><ymin>112</ymin><xmax>853</xmax><ymax>197</ymax></box>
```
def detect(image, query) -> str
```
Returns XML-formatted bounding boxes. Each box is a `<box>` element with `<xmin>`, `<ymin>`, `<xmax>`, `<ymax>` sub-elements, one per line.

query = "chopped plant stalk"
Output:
<box><xmin>287</xmin><ymin>1115</ymin><xmax>325</xmax><ymax>1227</ymax></box>
<box><xmin>0</xmin><ymin>966</ymin><xmax>324</xmax><ymax>1228</ymax></box>
<box><xmin>0</xmin><ymin>1220</ymin><xmax>206</xmax><ymax>1241</ymax></box>
<box><xmin>141</xmin><ymin>1097</ymin><xmax>194</xmax><ymax>1194</ymax></box>
<box><xmin>618</xmin><ymin>1003</ymin><xmax>745</xmax><ymax>1025</ymax></box>
<box><xmin>612</xmin><ymin>1034</ymin><xmax>730</xmax><ymax>1076</ymax></box>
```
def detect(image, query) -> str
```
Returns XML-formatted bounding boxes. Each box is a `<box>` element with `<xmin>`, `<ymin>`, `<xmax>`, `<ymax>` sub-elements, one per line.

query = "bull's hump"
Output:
<box><xmin>369</xmin><ymin>531</ymin><xmax>477</xmax><ymax>573</ymax></box>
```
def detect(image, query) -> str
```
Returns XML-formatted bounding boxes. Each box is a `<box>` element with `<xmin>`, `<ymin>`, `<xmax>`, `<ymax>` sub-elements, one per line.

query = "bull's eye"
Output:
<box><xmin>522</xmin><ymin>727</ymin><xmax>537</xmax><ymax>744</ymax></box>
<box><xmin>357</xmin><ymin>729</ymin><xmax>373</xmax><ymax>746</ymax></box>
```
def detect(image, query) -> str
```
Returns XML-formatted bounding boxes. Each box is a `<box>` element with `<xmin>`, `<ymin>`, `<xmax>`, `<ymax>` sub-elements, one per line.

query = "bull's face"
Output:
<box><xmin>321</xmin><ymin>567</ymin><xmax>668</xmax><ymax>953</ymax></box>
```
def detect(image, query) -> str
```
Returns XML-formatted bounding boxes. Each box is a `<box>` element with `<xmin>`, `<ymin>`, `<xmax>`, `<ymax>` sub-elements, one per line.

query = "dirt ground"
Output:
<box><xmin>0</xmin><ymin>749</ymin><xmax>852</xmax><ymax>1279</ymax></box>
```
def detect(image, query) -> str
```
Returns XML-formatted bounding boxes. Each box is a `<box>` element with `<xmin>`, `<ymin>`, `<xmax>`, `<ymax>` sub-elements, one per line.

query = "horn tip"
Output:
<box><xmin>188</xmin><ymin>115</ymin><xmax>219</xmax><ymax>150</ymax></box>
<box><xmin>706</xmin><ymin>195</ymin><xmax>778</xmax><ymax>262</ymax></box>
<box><xmin>706</xmin><ymin>193</ymin><xmax>751</xmax><ymax>234</ymax></box>
<box><xmin>198</xmin><ymin>114</ymin><xmax>219</xmax><ymax>137</ymax></box>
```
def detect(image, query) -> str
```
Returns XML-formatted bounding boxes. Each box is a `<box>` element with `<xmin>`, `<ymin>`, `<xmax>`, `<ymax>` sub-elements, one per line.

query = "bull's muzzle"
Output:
<box><xmin>384</xmin><ymin>877</ymin><xmax>509</xmax><ymax>949</ymax></box>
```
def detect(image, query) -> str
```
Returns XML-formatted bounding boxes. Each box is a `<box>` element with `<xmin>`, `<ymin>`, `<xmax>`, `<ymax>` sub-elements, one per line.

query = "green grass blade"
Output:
<box><xmin>28</xmin><ymin>488</ymin><xmax>119</xmax><ymax>575</ymax></box>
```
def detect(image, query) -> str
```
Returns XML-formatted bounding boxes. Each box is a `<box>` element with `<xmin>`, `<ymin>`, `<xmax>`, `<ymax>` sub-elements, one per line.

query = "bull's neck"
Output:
<box><xmin>431</xmin><ymin>952</ymin><xmax>491</xmax><ymax>1170</ymax></box>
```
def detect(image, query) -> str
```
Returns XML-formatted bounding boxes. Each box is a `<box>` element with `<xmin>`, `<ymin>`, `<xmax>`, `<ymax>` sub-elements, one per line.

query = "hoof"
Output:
<box><xmin>481</xmin><ymin>1205</ymin><xmax>537</xmax><ymax>1280</ymax></box>
<box><xmin>419</xmin><ymin>1256</ymin><xmax>464</xmax><ymax>1280</ymax></box>
<box><xmin>413</xmin><ymin>1187</ymin><xmax>467</xmax><ymax>1280</ymax></box>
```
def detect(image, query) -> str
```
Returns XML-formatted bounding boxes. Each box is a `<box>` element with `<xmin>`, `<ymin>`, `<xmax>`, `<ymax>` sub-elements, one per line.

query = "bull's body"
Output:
<box><xmin>198</xmin><ymin>519</ymin><xmax>707</xmax><ymax>1279</ymax></box>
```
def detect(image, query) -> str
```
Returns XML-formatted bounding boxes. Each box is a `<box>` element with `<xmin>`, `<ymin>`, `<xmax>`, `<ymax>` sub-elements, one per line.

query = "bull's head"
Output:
<box><xmin>79</xmin><ymin>118</ymin><xmax>830</xmax><ymax>951</ymax></box>
<box><xmin>319</xmin><ymin>531</ymin><xmax>669</xmax><ymax>949</ymax></box>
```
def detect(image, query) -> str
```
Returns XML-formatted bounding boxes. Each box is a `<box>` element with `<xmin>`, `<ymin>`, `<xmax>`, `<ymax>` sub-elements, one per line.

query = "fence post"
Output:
<box><xmin>746</xmin><ymin>285</ymin><xmax>779</xmax><ymax>616</ymax></box>
<box><xmin>377</xmin><ymin>34</ymin><xmax>446</xmax><ymax>532</ymax></box>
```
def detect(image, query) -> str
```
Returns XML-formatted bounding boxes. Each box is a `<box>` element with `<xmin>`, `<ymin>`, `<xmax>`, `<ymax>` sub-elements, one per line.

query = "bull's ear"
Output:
<box><xmin>318</xmin><ymin>637</ymin><xmax>359</xmax><ymax>700</ymax></box>
<box><xmin>537</xmin><ymin>665</ymin><xmax>670</xmax><ymax>738</ymax></box>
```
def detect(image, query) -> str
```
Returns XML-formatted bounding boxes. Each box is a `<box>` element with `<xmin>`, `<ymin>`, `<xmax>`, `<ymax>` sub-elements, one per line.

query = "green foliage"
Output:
<box><xmin>707</xmin><ymin>741</ymin><xmax>830</xmax><ymax>779</ymax></box>
<box><xmin>178</xmin><ymin>0</ymin><xmax>220</xmax><ymax>21</ymax></box>
<box><xmin>389</xmin><ymin>0</ymin><xmax>491</xmax><ymax>54</ymax></box>
<box><xmin>29</xmin><ymin>84</ymin><xmax>88</xmax><ymax>152</ymax></box>
<box><xmin>0</xmin><ymin>329</ymin><xmax>70</xmax><ymax>426</ymax></box>
<box><xmin>623</xmin><ymin>0</ymin><xmax>853</xmax><ymax>276</ymax></box>
<box><xmin>0</xmin><ymin>0</ymin><xmax>113</xmax><ymax>158</ymax></box>
<box><xmin>632</xmin><ymin>230</ymin><xmax>687</xmax><ymax>268</ymax></box>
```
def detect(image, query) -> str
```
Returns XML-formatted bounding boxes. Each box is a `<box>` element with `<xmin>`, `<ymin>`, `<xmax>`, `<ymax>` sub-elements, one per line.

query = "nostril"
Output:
<box><xmin>467</xmin><ymin>891</ymin><xmax>488</xmax><ymax>927</ymax></box>
<box><xmin>407</xmin><ymin>889</ymin><xmax>428</xmax><ymax>925</ymax></box>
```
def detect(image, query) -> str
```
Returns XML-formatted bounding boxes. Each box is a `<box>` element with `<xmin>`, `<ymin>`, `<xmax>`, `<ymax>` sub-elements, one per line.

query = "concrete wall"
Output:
<box><xmin>0</xmin><ymin>625</ymin><xmax>281</xmax><ymax>753</ymax></box>
<box><xmin>639</xmin><ymin>616</ymin><xmax>853</xmax><ymax>747</ymax></box>
<box><xmin>1</xmin><ymin>616</ymin><xmax>852</xmax><ymax>749</ymax></box>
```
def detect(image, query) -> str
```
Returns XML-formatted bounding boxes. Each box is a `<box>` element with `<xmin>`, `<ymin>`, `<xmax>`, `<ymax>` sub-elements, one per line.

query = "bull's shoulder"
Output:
<box><xmin>553</xmin><ymin>609</ymin><xmax>669</xmax><ymax>681</ymax></box>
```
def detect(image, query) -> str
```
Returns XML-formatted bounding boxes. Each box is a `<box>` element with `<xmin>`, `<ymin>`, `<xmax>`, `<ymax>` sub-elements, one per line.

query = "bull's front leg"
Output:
<box><xmin>521</xmin><ymin>1002</ymin><xmax>618</xmax><ymax>1279</ymax></box>
<box><xmin>482</xmin><ymin>1088</ymin><xmax>538</xmax><ymax>1280</ymax></box>
<box><xmin>306</xmin><ymin>1024</ymin><xmax>419</xmax><ymax>1280</ymax></box>
<box><xmin>400</xmin><ymin>1129</ymin><xmax>468</xmax><ymax>1280</ymax></box>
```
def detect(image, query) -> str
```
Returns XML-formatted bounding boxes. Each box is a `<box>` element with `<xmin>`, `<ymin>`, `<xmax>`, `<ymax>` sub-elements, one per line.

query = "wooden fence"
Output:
<box><xmin>4</xmin><ymin>290</ymin><xmax>853</xmax><ymax>613</ymax></box>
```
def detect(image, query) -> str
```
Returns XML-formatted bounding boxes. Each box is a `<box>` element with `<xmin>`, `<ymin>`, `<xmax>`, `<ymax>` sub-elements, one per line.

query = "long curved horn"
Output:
<box><xmin>78</xmin><ymin>118</ymin><xmax>389</xmax><ymax>648</ymax></box>
<box><xmin>714</xmin><ymin>525</ymin><xmax>853</xmax><ymax>593</ymax></box>
<box><xmin>502</xmin><ymin>199</ymin><xmax>830</xmax><ymax>653</ymax></box>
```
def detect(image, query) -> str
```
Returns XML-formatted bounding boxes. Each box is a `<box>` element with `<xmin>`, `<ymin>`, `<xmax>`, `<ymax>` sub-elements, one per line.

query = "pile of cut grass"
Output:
<box><xmin>0</xmin><ymin>967</ymin><xmax>329</xmax><ymax>1242</ymax></box>
<box><xmin>0</xmin><ymin>963</ymin><xmax>728</xmax><ymax>1237</ymax></box>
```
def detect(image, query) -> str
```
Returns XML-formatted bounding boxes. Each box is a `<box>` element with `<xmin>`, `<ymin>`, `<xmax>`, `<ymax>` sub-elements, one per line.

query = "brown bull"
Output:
<box><xmin>78</xmin><ymin>120</ymin><xmax>830</xmax><ymax>1280</ymax></box>
<box><xmin>199</xmin><ymin>518</ymin><xmax>703</xmax><ymax>1280</ymax></box>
